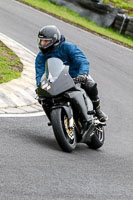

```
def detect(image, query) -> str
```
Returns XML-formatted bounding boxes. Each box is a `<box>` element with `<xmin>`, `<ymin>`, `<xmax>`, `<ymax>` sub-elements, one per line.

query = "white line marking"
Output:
<box><xmin>0</xmin><ymin>112</ymin><xmax>45</xmax><ymax>118</ymax></box>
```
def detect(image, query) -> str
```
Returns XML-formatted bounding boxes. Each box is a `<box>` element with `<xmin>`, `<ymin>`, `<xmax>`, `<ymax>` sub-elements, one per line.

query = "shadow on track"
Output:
<box><xmin>17</xmin><ymin>129</ymin><xmax>61</xmax><ymax>151</ymax></box>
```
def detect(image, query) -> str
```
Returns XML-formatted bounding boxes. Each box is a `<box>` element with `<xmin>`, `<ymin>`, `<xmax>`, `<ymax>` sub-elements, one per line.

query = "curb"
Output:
<box><xmin>0</xmin><ymin>33</ymin><xmax>43</xmax><ymax>115</ymax></box>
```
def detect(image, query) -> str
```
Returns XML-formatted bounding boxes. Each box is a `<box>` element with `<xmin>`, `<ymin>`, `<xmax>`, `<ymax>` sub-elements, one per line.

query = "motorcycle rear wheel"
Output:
<box><xmin>87</xmin><ymin>126</ymin><xmax>105</xmax><ymax>149</ymax></box>
<box><xmin>51</xmin><ymin>108</ymin><xmax>76</xmax><ymax>152</ymax></box>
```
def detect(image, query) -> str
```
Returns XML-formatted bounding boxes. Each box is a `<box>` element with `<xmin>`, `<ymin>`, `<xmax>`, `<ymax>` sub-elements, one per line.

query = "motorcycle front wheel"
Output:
<box><xmin>50</xmin><ymin>108</ymin><xmax>77</xmax><ymax>152</ymax></box>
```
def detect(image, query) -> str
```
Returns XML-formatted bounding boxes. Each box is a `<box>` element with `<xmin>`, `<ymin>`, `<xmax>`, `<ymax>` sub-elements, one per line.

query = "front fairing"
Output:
<box><xmin>37</xmin><ymin>58</ymin><xmax>75</xmax><ymax>97</ymax></box>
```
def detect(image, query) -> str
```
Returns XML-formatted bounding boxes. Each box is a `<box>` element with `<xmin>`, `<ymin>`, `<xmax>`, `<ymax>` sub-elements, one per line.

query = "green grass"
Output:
<box><xmin>17</xmin><ymin>0</ymin><xmax>133</xmax><ymax>49</ymax></box>
<box><xmin>103</xmin><ymin>0</ymin><xmax>133</xmax><ymax>16</ymax></box>
<box><xmin>0</xmin><ymin>41</ymin><xmax>23</xmax><ymax>84</ymax></box>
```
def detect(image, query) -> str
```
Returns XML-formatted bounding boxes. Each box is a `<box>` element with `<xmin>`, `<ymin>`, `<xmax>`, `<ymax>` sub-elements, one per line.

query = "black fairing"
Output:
<box><xmin>65</xmin><ymin>91</ymin><xmax>89</xmax><ymax>122</ymax></box>
<box><xmin>37</xmin><ymin>64</ymin><xmax>75</xmax><ymax>97</ymax></box>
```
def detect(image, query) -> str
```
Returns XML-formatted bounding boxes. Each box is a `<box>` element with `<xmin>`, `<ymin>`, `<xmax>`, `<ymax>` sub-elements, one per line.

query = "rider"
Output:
<box><xmin>35</xmin><ymin>25</ymin><xmax>107</xmax><ymax>122</ymax></box>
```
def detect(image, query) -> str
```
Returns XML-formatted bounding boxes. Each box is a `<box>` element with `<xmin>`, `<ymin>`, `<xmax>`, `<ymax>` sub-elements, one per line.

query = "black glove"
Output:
<box><xmin>73</xmin><ymin>74</ymin><xmax>88</xmax><ymax>84</ymax></box>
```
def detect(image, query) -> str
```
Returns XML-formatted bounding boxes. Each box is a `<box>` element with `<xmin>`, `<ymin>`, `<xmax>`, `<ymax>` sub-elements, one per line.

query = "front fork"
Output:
<box><xmin>51</xmin><ymin>103</ymin><xmax>74</xmax><ymax>128</ymax></box>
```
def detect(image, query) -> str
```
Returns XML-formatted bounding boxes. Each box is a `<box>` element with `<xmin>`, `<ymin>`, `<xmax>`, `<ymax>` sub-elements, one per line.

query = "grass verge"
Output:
<box><xmin>16</xmin><ymin>0</ymin><xmax>133</xmax><ymax>50</ymax></box>
<box><xmin>0</xmin><ymin>41</ymin><xmax>23</xmax><ymax>84</ymax></box>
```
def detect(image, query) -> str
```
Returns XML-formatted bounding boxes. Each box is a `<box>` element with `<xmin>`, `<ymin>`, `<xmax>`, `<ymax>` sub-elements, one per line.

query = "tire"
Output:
<box><xmin>87</xmin><ymin>126</ymin><xmax>105</xmax><ymax>150</ymax></box>
<box><xmin>50</xmin><ymin>108</ymin><xmax>76</xmax><ymax>152</ymax></box>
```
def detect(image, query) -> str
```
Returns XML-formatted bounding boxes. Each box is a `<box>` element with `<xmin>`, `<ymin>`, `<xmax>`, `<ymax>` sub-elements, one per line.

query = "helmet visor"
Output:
<box><xmin>38</xmin><ymin>38</ymin><xmax>53</xmax><ymax>48</ymax></box>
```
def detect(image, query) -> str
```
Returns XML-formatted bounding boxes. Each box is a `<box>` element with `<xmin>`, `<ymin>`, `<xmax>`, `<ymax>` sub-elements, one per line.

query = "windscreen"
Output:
<box><xmin>39</xmin><ymin>57</ymin><xmax>75</xmax><ymax>96</ymax></box>
<box><xmin>44</xmin><ymin>58</ymin><xmax>65</xmax><ymax>82</ymax></box>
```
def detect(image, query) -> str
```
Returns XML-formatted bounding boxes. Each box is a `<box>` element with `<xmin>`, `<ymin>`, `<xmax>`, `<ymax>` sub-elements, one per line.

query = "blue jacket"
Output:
<box><xmin>35</xmin><ymin>36</ymin><xmax>90</xmax><ymax>87</ymax></box>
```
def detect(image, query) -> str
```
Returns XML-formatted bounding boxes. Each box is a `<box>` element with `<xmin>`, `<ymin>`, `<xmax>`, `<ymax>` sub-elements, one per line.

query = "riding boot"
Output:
<box><xmin>92</xmin><ymin>99</ymin><xmax>108</xmax><ymax>122</ymax></box>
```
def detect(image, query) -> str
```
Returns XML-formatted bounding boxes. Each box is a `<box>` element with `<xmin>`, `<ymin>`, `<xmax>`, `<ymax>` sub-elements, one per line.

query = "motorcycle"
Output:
<box><xmin>36</xmin><ymin>58</ymin><xmax>106</xmax><ymax>152</ymax></box>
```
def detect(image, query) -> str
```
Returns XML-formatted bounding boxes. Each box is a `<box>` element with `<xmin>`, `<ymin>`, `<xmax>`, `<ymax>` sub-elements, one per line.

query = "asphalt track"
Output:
<box><xmin>0</xmin><ymin>0</ymin><xmax>133</xmax><ymax>199</ymax></box>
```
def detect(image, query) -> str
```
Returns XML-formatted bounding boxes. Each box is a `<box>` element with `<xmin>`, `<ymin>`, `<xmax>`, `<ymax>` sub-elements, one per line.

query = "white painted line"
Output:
<box><xmin>0</xmin><ymin>111</ymin><xmax>45</xmax><ymax>118</ymax></box>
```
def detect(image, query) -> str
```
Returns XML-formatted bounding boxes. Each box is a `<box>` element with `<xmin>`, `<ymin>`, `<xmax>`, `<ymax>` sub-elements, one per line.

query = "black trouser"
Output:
<box><xmin>81</xmin><ymin>75</ymin><xmax>99</xmax><ymax>101</ymax></box>
<box><xmin>81</xmin><ymin>75</ymin><xmax>107</xmax><ymax>122</ymax></box>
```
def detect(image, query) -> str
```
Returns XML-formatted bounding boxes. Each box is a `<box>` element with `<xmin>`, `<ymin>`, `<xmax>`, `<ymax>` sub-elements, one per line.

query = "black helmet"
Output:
<box><xmin>38</xmin><ymin>25</ymin><xmax>61</xmax><ymax>54</ymax></box>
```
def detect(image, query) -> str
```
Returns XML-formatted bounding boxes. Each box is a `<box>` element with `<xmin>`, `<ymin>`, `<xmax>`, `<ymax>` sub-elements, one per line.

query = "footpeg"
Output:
<box><xmin>94</xmin><ymin>119</ymin><xmax>106</xmax><ymax>126</ymax></box>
